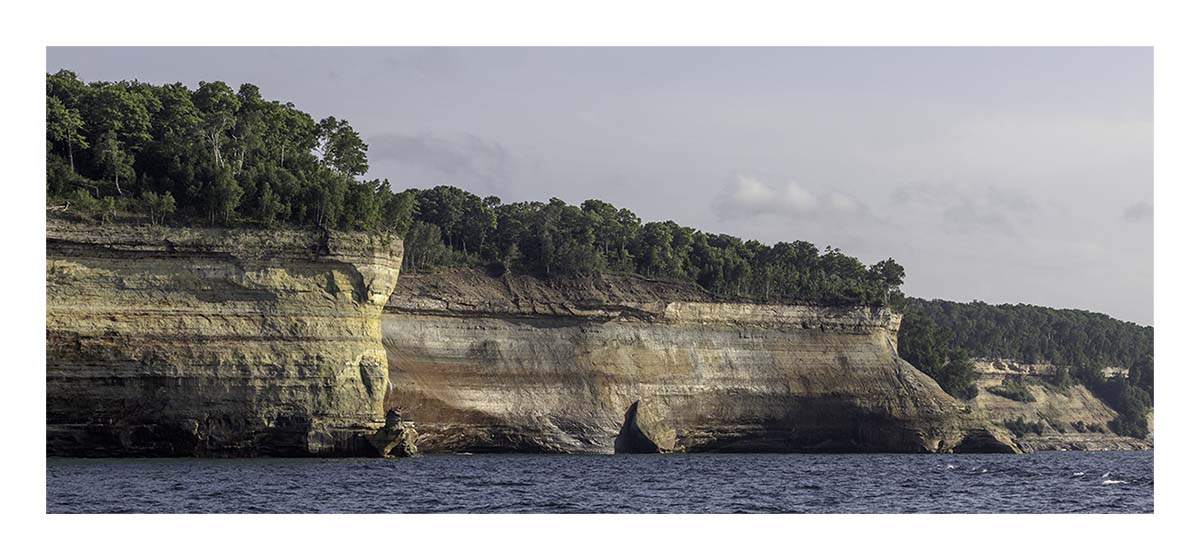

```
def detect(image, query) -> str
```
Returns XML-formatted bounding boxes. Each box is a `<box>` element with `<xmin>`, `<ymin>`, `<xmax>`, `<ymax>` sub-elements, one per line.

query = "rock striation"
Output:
<box><xmin>52</xmin><ymin>224</ymin><xmax>1143</xmax><ymax>457</ymax></box>
<box><xmin>970</xmin><ymin>368</ymin><xmax>1151</xmax><ymax>451</ymax></box>
<box><xmin>382</xmin><ymin>270</ymin><xmax>1017</xmax><ymax>454</ymax></box>
<box><xmin>970</xmin><ymin>358</ymin><xmax>1129</xmax><ymax>380</ymax></box>
<box><xmin>46</xmin><ymin>220</ymin><xmax>412</xmax><ymax>457</ymax></box>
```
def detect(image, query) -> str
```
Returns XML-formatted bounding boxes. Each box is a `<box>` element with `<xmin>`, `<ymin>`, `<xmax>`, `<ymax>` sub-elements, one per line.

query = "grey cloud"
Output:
<box><xmin>1123</xmin><ymin>200</ymin><xmax>1153</xmax><ymax>223</ymax></box>
<box><xmin>377</xmin><ymin>48</ymin><xmax>461</xmax><ymax>79</ymax></box>
<box><xmin>368</xmin><ymin>132</ymin><xmax>516</xmax><ymax>194</ymax></box>
<box><xmin>890</xmin><ymin>183</ymin><xmax>1038</xmax><ymax>238</ymax></box>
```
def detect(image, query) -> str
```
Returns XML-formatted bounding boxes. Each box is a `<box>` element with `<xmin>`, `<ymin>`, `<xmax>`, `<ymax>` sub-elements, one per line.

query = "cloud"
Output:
<box><xmin>889</xmin><ymin>183</ymin><xmax>1038</xmax><ymax>238</ymax></box>
<box><xmin>713</xmin><ymin>175</ymin><xmax>869</xmax><ymax>221</ymax></box>
<box><xmin>1123</xmin><ymin>200</ymin><xmax>1153</xmax><ymax>223</ymax></box>
<box><xmin>376</xmin><ymin>48</ymin><xmax>461</xmax><ymax>80</ymax></box>
<box><xmin>368</xmin><ymin>131</ymin><xmax>516</xmax><ymax>194</ymax></box>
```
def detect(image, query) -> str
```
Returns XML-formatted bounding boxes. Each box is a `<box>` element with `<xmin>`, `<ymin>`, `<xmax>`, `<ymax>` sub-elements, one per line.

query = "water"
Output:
<box><xmin>46</xmin><ymin>451</ymin><xmax>1152</xmax><ymax>513</ymax></box>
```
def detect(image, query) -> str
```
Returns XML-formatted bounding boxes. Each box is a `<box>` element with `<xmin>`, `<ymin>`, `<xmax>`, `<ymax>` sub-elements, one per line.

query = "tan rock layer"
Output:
<box><xmin>46</xmin><ymin>221</ymin><xmax>404</xmax><ymax>456</ymax></box>
<box><xmin>971</xmin><ymin>375</ymin><xmax>1151</xmax><ymax>451</ymax></box>
<box><xmin>383</xmin><ymin>270</ymin><xmax>1017</xmax><ymax>454</ymax></box>
<box><xmin>971</xmin><ymin>358</ymin><xmax>1129</xmax><ymax>379</ymax></box>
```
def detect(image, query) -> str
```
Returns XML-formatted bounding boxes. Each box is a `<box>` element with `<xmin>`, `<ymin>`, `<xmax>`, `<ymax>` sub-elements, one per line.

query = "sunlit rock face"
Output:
<box><xmin>46</xmin><ymin>220</ymin><xmax>405</xmax><ymax>457</ymax></box>
<box><xmin>968</xmin><ymin>366</ymin><xmax>1152</xmax><ymax>451</ymax></box>
<box><xmin>382</xmin><ymin>271</ymin><xmax>1016</xmax><ymax>454</ymax></box>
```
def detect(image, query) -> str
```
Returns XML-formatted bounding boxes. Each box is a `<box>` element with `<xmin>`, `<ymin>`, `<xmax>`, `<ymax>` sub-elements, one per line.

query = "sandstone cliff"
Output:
<box><xmin>382</xmin><ymin>270</ymin><xmax>1016</xmax><ymax>454</ymax></box>
<box><xmin>53</xmin><ymin>224</ymin><xmax>1142</xmax><ymax>457</ymax></box>
<box><xmin>46</xmin><ymin>220</ymin><xmax>411</xmax><ymax>457</ymax></box>
<box><xmin>967</xmin><ymin>359</ymin><xmax>1152</xmax><ymax>451</ymax></box>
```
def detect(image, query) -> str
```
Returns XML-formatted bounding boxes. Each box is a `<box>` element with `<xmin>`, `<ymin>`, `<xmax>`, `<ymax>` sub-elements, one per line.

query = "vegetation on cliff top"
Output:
<box><xmin>47</xmin><ymin>70</ymin><xmax>415</xmax><ymax>236</ymax></box>
<box><xmin>897</xmin><ymin>300</ymin><xmax>1153</xmax><ymax>438</ymax></box>
<box><xmin>45</xmin><ymin>70</ymin><xmax>904</xmax><ymax>308</ymax></box>
<box><xmin>902</xmin><ymin>298</ymin><xmax>1152</xmax><ymax>369</ymax></box>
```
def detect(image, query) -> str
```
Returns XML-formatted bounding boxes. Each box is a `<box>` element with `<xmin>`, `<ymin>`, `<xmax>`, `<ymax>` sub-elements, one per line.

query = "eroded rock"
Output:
<box><xmin>46</xmin><ymin>220</ymin><xmax>404</xmax><ymax>457</ymax></box>
<box><xmin>382</xmin><ymin>270</ymin><xmax>1004</xmax><ymax>454</ymax></box>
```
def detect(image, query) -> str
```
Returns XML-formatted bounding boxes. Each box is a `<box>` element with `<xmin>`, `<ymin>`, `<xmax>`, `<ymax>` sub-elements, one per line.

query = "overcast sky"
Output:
<box><xmin>46</xmin><ymin>47</ymin><xmax>1153</xmax><ymax>325</ymax></box>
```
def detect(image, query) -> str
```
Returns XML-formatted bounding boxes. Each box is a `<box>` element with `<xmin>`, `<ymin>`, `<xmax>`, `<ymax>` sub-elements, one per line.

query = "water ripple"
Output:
<box><xmin>46</xmin><ymin>451</ymin><xmax>1153</xmax><ymax>514</ymax></box>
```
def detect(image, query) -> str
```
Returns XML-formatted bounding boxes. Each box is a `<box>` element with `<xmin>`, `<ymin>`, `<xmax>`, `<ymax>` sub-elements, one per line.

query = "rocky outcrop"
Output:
<box><xmin>969</xmin><ymin>372</ymin><xmax>1151</xmax><ymax>451</ymax></box>
<box><xmin>46</xmin><ymin>220</ymin><xmax>408</xmax><ymax>457</ymax></box>
<box><xmin>382</xmin><ymin>270</ymin><xmax>1017</xmax><ymax>454</ymax></box>
<box><xmin>970</xmin><ymin>358</ymin><xmax>1128</xmax><ymax>379</ymax></box>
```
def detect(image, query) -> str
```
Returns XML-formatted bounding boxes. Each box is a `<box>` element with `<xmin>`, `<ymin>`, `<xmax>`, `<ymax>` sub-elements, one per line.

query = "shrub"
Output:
<box><xmin>986</xmin><ymin>379</ymin><xmax>1036</xmax><ymax>402</ymax></box>
<box><xmin>1004</xmin><ymin>417</ymin><xmax>1044</xmax><ymax>437</ymax></box>
<box><xmin>1108</xmin><ymin>414</ymin><xmax>1149</xmax><ymax>439</ymax></box>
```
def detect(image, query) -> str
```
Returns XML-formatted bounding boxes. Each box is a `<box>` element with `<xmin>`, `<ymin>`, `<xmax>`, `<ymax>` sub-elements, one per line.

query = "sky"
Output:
<box><xmin>46</xmin><ymin>47</ymin><xmax>1153</xmax><ymax>325</ymax></box>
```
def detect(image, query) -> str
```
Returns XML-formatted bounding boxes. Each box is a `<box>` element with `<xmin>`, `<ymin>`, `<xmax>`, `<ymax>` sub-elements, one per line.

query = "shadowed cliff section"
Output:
<box><xmin>383</xmin><ymin>269</ymin><xmax>1018</xmax><ymax>454</ymax></box>
<box><xmin>614</xmin><ymin>401</ymin><xmax>666</xmax><ymax>453</ymax></box>
<box><xmin>46</xmin><ymin>220</ymin><xmax>411</xmax><ymax>457</ymax></box>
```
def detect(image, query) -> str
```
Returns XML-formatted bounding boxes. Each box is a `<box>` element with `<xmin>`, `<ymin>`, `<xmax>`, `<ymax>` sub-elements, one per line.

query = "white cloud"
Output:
<box><xmin>714</xmin><ymin>175</ymin><xmax>867</xmax><ymax>221</ymax></box>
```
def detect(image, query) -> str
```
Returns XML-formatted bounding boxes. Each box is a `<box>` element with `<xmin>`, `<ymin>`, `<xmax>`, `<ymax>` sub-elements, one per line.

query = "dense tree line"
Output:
<box><xmin>46</xmin><ymin>71</ymin><xmax>904</xmax><ymax>307</ymax></box>
<box><xmin>898</xmin><ymin>300</ymin><xmax>1153</xmax><ymax>438</ymax></box>
<box><xmin>400</xmin><ymin>186</ymin><xmax>906</xmax><ymax>307</ymax></box>
<box><xmin>901</xmin><ymin>298</ymin><xmax>1153</xmax><ymax>369</ymax></box>
<box><xmin>895</xmin><ymin>310</ymin><xmax>980</xmax><ymax>400</ymax></box>
<box><xmin>46</xmin><ymin>70</ymin><xmax>414</xmax><ymax>235</ymax></box>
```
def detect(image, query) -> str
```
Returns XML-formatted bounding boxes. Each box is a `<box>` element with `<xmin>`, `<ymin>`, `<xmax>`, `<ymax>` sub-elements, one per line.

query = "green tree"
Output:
<box><xmin>936</xmin><ymin>349</ymin><xmax>980</xmax><ymax>400</ymax></box>
<box><xmin>46</xmin><ymin>96</ymin><xmax>88</xmax><ymax>175</ymax></box>
<box><xmin>206</xmin><ymin>166</ymin><xmax>242</xmax><ymax>225</ymax></box>
<box><xmin>255</xmin><ymin>182</ymin><xmax>286</xmax><ymax>226</ymax></box>
<box><xmin>95</xmin><ymin>131</ymin><xmax>135</xmax><ymax>197</ymax></box>
<box><xmin>404</xmin><ymin>221</ymin><xmax>448</xmax><ymax>271</ymax></box>
<box><xmin>341</xmin><ymin>179</ymin><xmax>384</xmax><ymax>231</ymax></box>
<box><xmin>85</xmin><ymin>83</ymin><xmax>152</xmax><ymax>196</ymax></box>
<box><xmin>139</xmin><ymin>191</ymin><xmax>176</xmax><ymax>225</ymax></box>
<box><xmin>870</xmin><ymin>258</ymin><xmax>906</xmax><ymax>304</ymax></box>
<box><xmin>317</xmin><ymin>117</ymin><xmax>369</xmax><ymax>177</ymax></box>
<box><xmin>192</xmin><ymin>81</ymin><xmax>240</xmax><ymax>170</ymax></box>
<box><xmin>898</xmin><ymin>310</ymin><xmax>948</xmax><ymax>376</ymax></box>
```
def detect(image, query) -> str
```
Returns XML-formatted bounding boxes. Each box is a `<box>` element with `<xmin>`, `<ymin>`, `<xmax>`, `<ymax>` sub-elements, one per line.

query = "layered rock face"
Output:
<box><xmin>970</xmin><ymin>358</ymin><xmax>1129</xmax><ymax>380</ymax></box>
<box><xmin>383</xmin><ymin>271</ymin><xmax>1016</xmax><ymax>454</ymax></box>
<box><xmin>969</xmin><ymin>367</ymin><xmax>1151</xmax><ymax>451</ymax></box>
<box><xmin>46</xmin><ymin>220</ymin><xmax>409</xmax><ymax>457</ymax></box>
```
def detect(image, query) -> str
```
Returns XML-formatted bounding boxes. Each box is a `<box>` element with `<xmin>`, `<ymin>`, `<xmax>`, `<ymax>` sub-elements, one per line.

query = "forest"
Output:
<box><xmin>45</xmin><ymin>70</ymin><xmax>904</xmax><ymax>308</ymax></box>
<box><xmin>901</xmin><ymin>298</ymin><xmax>1153</xmax><ymax>369</ymax></box>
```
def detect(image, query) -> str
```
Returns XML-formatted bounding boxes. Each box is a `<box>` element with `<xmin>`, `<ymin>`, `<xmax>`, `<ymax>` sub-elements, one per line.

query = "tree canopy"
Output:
<box><xmin>46</xmin><ymin>70</ymin><xmax>904</xmax><ymax>307</ymax></box>
<box><xmin>398</xmin><ymin>185</ymin><xmax>905</xmax><ymax>307</ymax></box>
<box><xmin>901</xmin><ymin>298</ymin><xmax>1153</xmax><ymax>369</ymax></box>
<box><xmin>46</xmin><ymin>70</ymin><xmax>413</xmax><ymax>236</ymax></box>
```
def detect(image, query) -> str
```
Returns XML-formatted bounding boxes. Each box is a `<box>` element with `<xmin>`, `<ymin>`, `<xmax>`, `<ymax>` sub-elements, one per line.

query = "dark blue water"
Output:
<box><xmin>46</xmin><ymin>451</ymin><xmax>1152</xmax><ymax>513</ymax></box>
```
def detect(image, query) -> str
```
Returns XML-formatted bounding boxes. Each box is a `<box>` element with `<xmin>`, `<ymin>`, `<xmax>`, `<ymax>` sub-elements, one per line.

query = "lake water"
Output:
<box><xmin>46</xmin><ymin>451</ymin><xmax>1152</xmax><ymax>513</ymax></box>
